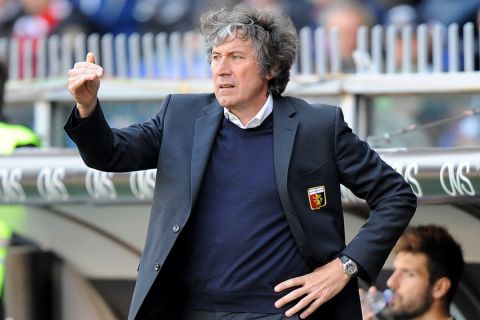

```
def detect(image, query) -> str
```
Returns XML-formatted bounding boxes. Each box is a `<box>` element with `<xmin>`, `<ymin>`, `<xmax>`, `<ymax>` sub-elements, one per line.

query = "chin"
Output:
<box><xmin>217</xmin><ymin>98</ymin><xmax>234</xmax><ymax>109</ymax></box>
<box><xmin>218</xmin><ymin>101</ymin><xmax>231</xmax><ymax>108</ymax></box>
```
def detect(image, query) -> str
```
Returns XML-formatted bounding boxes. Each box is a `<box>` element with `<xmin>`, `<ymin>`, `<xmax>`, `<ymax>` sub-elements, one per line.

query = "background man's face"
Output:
<box><xmin>386</xmin><ymin>252</ymin><xmax>434</xmax><ymax>319</ymax></box>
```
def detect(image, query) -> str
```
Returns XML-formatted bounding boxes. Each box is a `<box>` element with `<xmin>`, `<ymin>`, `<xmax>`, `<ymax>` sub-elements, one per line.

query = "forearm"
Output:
<box><xmin>333</xmin><ymin>107</ymin><xmax>417</xmax><ymax>282</ymax></box>
<box><xmin>64</xmin><ymin>101</ymin><xmax>117</xmax><ymax>170</ymax></box>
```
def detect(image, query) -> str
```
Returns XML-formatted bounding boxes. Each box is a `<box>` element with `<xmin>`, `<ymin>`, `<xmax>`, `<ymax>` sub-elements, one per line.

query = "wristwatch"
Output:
<box><xmin>340</xmin><ymin>255</ymin><xmax>358</xmax><ymax>278</ymax></box>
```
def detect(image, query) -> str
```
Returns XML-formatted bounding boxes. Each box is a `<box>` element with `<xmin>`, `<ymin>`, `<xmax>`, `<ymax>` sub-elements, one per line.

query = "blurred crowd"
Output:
<box><xmin>1</xmin><ymin>0</ymin><xmax>479</xmax><ymax>40</ymax></box>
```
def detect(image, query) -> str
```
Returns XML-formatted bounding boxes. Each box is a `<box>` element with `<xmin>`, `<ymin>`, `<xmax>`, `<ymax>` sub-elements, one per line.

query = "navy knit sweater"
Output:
<box><xmin>182</xmin><ymin>114</ymin><xmax>311</xmax><ymax>313</ymax></box>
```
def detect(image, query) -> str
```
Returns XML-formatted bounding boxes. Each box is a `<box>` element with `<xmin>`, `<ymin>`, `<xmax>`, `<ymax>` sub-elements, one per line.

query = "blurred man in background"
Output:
<box><xmin>361</xmin><ymin>224</ymin><xmax>465</xmax><ymax>320</ymax></box>
<box><xmin>316</xmin><ymin>0</ymin><xmax>375</xmax><ymax>71</ymax></box>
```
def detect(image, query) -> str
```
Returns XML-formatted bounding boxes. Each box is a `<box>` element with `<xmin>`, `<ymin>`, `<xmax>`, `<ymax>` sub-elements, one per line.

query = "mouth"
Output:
<box><xmin>218</xmin><ymin>84</ymin><xmax>235</xmax><ymax>89</ymax></box>
<box><xmin>389</xmin><ymin>293</ymin><xmax>398</xmax><ymax>306</ymax></box>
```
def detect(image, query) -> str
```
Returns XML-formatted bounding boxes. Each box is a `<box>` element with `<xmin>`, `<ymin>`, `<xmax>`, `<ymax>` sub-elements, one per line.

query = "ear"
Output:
<box><xmin>265</xmin><ymin>68</ymin><xmax>278</xmax><ymax>81</ymax></box>
<box><xmin>432</xmin><ymin>277</ymin><xmax>451</xmax><ymax>299</ymax></box>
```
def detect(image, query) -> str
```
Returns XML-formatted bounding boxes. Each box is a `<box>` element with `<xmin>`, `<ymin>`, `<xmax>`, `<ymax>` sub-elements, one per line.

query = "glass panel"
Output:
<box><xmin>2</xmin><ymin>102</ymin><xmax>35</xmax><ymax>128</ymax></box>
<box><xmin>366</xmin><ymin>94</ymin><xmax>480</xmax><ymax>148</ymax></box>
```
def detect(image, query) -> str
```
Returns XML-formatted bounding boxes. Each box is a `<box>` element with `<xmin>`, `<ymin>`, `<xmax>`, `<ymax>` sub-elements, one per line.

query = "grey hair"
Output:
<box><xmin>200</xmin><ymin>5</ymin><xmax>298</xmax><ymax>96</ymax></box>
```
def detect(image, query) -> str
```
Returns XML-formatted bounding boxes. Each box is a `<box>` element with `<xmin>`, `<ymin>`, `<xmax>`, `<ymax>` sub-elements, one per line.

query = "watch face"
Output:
<box><xmin>345</xmin><ymin>261</ymin><xmax>358</xmax><ymax>276</ymax></box>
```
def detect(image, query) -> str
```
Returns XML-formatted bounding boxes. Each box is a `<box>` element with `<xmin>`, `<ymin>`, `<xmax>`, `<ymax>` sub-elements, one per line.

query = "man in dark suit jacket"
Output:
<box><xmin>65</xmin><ymin>5</ymin><xmax>416</xmax><ymax>320</ymax></box>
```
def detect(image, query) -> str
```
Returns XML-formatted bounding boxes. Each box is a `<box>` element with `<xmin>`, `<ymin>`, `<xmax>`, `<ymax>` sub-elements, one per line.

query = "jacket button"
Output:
<box><xmin>172</xmin><ymin>224</ymin><xmax>180</xmax><ymax>233</ymax></box>
<box><xmin>154</xmin><ymin>263</ymin><xmax>160</xmax><ymax>271</ymax></box>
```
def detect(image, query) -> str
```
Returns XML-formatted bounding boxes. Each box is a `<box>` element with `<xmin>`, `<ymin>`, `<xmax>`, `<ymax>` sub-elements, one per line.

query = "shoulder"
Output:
<box><xmin>158</xmin><ymin>93</ymin><xmax>218</xmax><ymax>117</ymax></box>
<box><xmin>276</xmin><ymin>95</ymin><xmax>340</xmax><ymax>122</ymax></box>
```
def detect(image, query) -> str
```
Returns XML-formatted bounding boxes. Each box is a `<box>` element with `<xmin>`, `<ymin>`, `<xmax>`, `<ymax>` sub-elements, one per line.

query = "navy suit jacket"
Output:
<box><xmin>65</xmin><ymin>93</ymin><xmax>416</xmax><ymax>319</ymax></box>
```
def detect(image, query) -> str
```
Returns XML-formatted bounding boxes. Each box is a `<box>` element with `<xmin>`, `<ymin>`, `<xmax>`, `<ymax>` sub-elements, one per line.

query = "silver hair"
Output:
<box><xmin>200</xmin><ymin>5</ymin><xmax>298</xmax><ymax>96</ymax></box>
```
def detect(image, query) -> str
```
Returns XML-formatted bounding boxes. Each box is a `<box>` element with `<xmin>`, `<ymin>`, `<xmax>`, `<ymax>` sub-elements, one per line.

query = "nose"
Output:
<box><xmin>386</xmin><ymin>271</ymin><xmax>398</xmax><ymax>289</ymax></box>
<box><xmin>213</xmin><ymin>57</ymin><xmax>231</xmax><ymax>76</ymax></box>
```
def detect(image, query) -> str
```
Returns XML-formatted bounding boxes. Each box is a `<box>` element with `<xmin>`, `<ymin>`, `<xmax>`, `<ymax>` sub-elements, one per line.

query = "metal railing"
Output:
<box><xmin>1</xmin><ymin>31</ymin><xmax>210</xmax><ymax>81</ymax></box>
<box><xmin>1</xmin><ymin>22</ymin><xmax>479</xmax><ymax>82</ymax></box>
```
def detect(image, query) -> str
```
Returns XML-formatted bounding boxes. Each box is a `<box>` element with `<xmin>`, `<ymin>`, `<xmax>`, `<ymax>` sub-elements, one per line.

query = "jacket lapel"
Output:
<box><xmin>273</xmin><ymin>98</ymin><xmax>298</xmax><ymax>197</ymax></box>
<box><xmin>273</xmin><ymin>97</ymin><xmax>312</xmax><ymax>263</ymax></box>
<box><xmin>190</xmin><ymin>101</ymin><xmax>223</xmax><ymax>208</ymax></box>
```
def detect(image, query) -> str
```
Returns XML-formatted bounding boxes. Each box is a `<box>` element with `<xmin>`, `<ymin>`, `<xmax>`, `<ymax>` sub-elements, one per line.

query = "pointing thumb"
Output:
<box><xmin>86</xmin><ymin>52</ymin><xmax>96</xmax><ymax>64</ymax></box>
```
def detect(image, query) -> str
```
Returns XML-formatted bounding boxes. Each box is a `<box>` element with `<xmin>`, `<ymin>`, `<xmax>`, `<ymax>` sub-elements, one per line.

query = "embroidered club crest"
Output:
<box><xmin>307</xmin><ymin>186</ymin><xmax>327</xmax><ymax>210</ymax></box>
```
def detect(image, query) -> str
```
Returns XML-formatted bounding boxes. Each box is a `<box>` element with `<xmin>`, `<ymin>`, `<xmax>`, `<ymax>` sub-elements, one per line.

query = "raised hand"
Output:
<box><xmin>67</xmin><ymin>52</ymin><xmax>103</xmax><ymax>118</ymax></box>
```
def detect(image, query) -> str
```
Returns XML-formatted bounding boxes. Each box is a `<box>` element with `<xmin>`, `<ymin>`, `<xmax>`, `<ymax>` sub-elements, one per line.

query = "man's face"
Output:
<box><xmin>211</xmin><ymin>37</ymin><xmax>271</xmax><ymax>115</ymax></box>
<box><xmin>386</xmin><ymin>252</ymin><xmax>433</xmax><ymax>319</ymax></box>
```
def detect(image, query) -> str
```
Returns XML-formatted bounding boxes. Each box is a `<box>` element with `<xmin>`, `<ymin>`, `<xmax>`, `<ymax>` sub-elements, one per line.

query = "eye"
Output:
<box><xmin>232</xmin><ymin>55</ymin><xmax>244</xmax><ymax>61</ymax></box>
<box><xmin>212</xmin><ymin>54</ymin><xmax>221</xmax><ymax>62</ymax></box>
<box><xmin>406</xmin><ymin>270</ymin><xmax>416</xmax><ymax>277</ymax></box>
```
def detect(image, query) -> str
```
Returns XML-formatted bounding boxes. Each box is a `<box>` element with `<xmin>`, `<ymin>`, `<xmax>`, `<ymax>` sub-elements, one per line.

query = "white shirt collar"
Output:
<box><xmin>223</xmin><ymin>94</ymin><xmax>273</xmax><ymax>129</ymax></box>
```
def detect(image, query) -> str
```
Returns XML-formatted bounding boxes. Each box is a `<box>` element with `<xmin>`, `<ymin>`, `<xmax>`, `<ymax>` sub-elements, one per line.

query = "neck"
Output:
<box><xmin>413</xmin><ymin>308</ymin><xmax>451</xmax><ymax>320</ymax></box>
<box><xmin>227</xmin><ymin>91</ymin><xmax>270</xmax><ymax>126</ymax></box>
